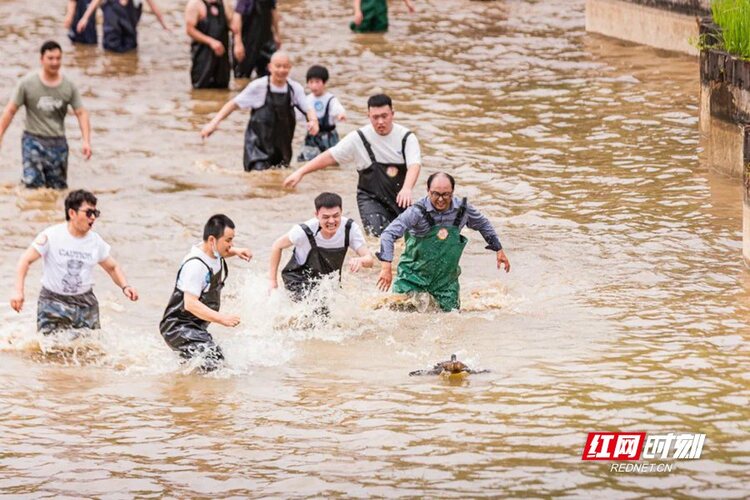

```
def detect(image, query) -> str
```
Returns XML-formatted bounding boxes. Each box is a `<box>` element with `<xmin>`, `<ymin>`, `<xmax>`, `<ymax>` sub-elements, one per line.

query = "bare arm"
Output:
<box><xmin>269</xmin><ymin>235</ymin><xmax>294</xmax><ymax>289</ymax></box>
<box><xmin>200</xmin><ymin>100</ymin><xmax>240</xmax><ymax>138</ymax></box>
<box><xmin>282</xmin><ymin>151</ymin><xmax>338</xmax><ymax>188</ymax></box>
<box><xmin>306</xmin><ymin>107</ymin><xmax>319</xmax><ymax>136</ymax></box>
<box><xmin>73</xmin><ymin>107</ymin><xmax>92</xmax><ymax>160</ymax></box>
<box><xmin>231</xmin><ymin>12</ymin><xmax>245</xmax><ymax>62</ymax></box>
<box><xmin>77</xmin><ymin>0</ymin><xmax>103</xmax><ymax>33</ymax></box>
<box><xmin>396</xmin><ymin>163</ymin><xmax>421</xmax><ymax>208</ymax></box>
<box><xmin>99</xmin><ymin>256</ymin><xmax>139</xmax><ymax>301</ymax></box>
<box><xmin>0</xmin><ymin>101</ymin><xmax>19</xmax><ymax>149</ymax></box>
<box><xmin>353</xmin><ymin>0</ymin><xmax>363</xmax><ymax>25</ymax></box>
<box><xmin>271</xmin><ymin>8</ymin><xmax>281</xmax><ymax>46</ymax></box>
<box><xmin>403</xmin><ymin>0</ymin><xmax>416</xmax><ymax>13</ymax></box>
<box><xmin>64</xmin><ymin>0</ymin><xmax>76</xmax><ymax>28</ymax></box>
<box><xmin>10</xmin><ymin>247</ymin><xmax>42</xmax><ymax>312</ymax></box>
<box><xmin>185</xmin><ymin>0</ymin><xmax>222</xmax><ymax>50</ymax></box>
<box><xmin>145</xmin><ymin>0</ymin><xmax>170</xmax><ymax>30</ymax></box>
<box><xmin>348</xmin><ymin>245</ymin><xmax>374</xmax><ymax>273</ymax></box>
<box><xmin>184</xmin><ymin>293</ymin><xmax>240</xmax><ymax>326</ymax></box>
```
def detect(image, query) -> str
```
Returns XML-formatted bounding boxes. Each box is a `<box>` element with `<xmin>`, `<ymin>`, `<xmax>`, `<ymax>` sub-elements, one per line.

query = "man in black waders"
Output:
<box><xmin>76</xmin><ymin>0</ymin><xmax>169</xmax><ymax>53</ymax></box>
<box><xmin>159</xmin><ymin>214</ymin><xmax>252</xmax><ymax>372</ymax></box>
<box><xmin>232</xmin><ymin>0</ymin><xmax>280</xmax><ymax>79</ymax></box>
<box><xmin>283</xmin><ymin>93</ymin><xmax>421</xmax><ymax>236</ymax></box>
<box><xmin>268</xmin><ymin>192</ymin><xmax>373</xmax><ymax>300</ymax></box>
<box><xmin>200</xmin><ymin>51</ymin><xmax>319</xmax><ymax>171</ymax></box>
<box><xmin>376</xmin><ymin>173</ymin><xmax>511</xmax><ymax>312</ymax></box>
<box><xmin>185</xmin><ymin>0</ymin><xmax>235</xmax><ymax>89</ymax></box>
<box><xmin>10</xmin><ymin>190</ymin><xmax>139</xmax><ymax>335</ymax></box>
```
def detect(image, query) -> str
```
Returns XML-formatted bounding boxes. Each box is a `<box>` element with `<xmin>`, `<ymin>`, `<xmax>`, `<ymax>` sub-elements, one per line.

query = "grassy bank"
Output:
<box><xmin>711</xmin><ymin>0</ymin><xmax>750</xmax><ymax>59</ymax></box>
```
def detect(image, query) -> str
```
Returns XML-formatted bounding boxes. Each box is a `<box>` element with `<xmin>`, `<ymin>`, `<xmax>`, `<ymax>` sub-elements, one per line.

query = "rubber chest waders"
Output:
<box><xmin>69</xmin><ymin>0</ymin><xmax>98</xmax><ymax>44</ymax></box>
<box><xmin>356</xmin><ymin>130</ymin><xmax>412</xmax><ymax>236</ymax></box>
<box><xmin>392</xmin><ymin>199</ymin><xmax>469</xmax><ymax>312</ymax></box>
<box><xmin>298</xmin><ymin>96</ymin><xmax>340</xmax><ymax>161</ymax></box>
<box><xmin>191</xmin><ymin>0</ymin><xmax>231</xmax><ymax>89</ymax></box>
<box><xmin>102</xmin><ymin>0</ymin><xmax>142</xmax><ymax>53</ymax></box>
<box><xmin>159</xmin><ymin>256</ymin><xmax>228</xmax><ymax>369</ymax></box>
<box><xmin>350</xmin><ymin>0</ymin><xmax>388</xmax><ymax>32</ymax></box>
<box><xmin>281</xmin><ymin>220</ymin><xmax>353</xmax><ymax>300</ymax></box>
<box><xmin>243</xmin><ymin>80</ymin><xmax>296</xmax><ymax>170</ymax></box>
<box><xmin>235</xmin><ymin>0</ymin><xmax>276</xmax><ymax>78</ymax></box>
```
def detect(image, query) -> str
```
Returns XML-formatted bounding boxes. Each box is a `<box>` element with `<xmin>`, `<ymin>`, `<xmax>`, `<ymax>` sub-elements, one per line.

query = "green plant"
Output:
<box><xmin>711</xmin><ymin>0</ymin><xmax>750</xmax><ymax>59</ymax></box>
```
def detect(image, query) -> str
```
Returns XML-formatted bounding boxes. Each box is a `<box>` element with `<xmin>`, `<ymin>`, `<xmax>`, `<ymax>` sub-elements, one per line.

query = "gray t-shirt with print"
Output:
<box><xmin>12</xmin><ymin>73</ymin><xmax>84</xmax><ymax>138</ymax></box>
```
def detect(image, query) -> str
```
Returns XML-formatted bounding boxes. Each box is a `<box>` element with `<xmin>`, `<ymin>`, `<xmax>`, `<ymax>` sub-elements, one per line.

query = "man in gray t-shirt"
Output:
<box><xmin>0</xmin><ymin>40</ymin><xmax>91</xmax><ymax>190</ymax></box>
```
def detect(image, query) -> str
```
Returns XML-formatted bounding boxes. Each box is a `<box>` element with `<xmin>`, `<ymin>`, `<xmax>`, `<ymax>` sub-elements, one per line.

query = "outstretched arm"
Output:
<box><xmin>282</xmin><ymin>150</ymin><xmax>337</xmax><ymax>188</ymax></box>
<box><xmin>0</xmin><ymin>101</ymin><xmax>19</xmax><ymax>151</ymax></box>
<box><xmin>269</xmin><ymin>235</ymin><xmax>294</xmax><ymax>290</ymax></box>
<box><xmin>403</xmin><ymin>0</ymin><xmax>416</xmax><ymax>13</ymax></box>
<box><xmin>10</xmin><ymin>247</ymin><xmax>41</xmax><ymax>312</ymax></box>
<box><xmin>348</xmin><ymin>245</ymin><xmax>374</xmax><ymax>273</ymax></box>
<box><xmin>200</xmin><ymin>100</ymin><xmax>239</xmax><ymax>138</ymax></box>
<box><xmin>227</xmin><ymin>246</ymin><xmax>253</xmax><ymax>261</ymax></box>
<box><xmin>99</xmin><ymin>256</ymin><xmax>139</xmax><ymax>300</ymax></box>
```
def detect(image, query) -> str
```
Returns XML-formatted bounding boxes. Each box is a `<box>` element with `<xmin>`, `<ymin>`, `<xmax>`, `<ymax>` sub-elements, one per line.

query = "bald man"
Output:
<box><xmin>376</xmin><ymin>172</ymin><xmax>510</xmax><ymax>312</ymax></box>
<box><xmin>201</xmin><ymin>51</ymin><xmax>319</xmax><ymax>170</ymax></box>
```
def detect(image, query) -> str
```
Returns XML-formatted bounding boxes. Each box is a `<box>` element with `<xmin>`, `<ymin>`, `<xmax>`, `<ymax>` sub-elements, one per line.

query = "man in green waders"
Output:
<box><xmin>351</xmin><ymin>0</ymin><xmax>415</xmax><ymax>32</ymax></box>
<box><xmin>376</xmin><ymin>172</ymin><xmax>510</xmax><ymax>311</ymax></box>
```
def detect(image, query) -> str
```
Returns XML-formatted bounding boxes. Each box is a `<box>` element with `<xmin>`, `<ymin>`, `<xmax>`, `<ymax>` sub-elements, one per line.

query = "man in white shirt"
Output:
<box><xmin>283</xmin><ymin>93</ymin><xmax>421</xmax><ymax>236</ymax></box>
<box><xmin>159</xmin><ymin>214</ymin><xmax>252</xmax><ymax>372</ymax></box>
<box><xmin>269</xmin><ymin>192</ymin><xmax>373</xmax><ymax>300</ymax></box>
<box><xmin>10</xmin><ymin>190</ymin><xmax>139</xmax><ymax>335</ymax></box>
<box><xmin>200</xmin><ymin>51</ymin><xmax>319</xmax><ymax>171</ymax></box>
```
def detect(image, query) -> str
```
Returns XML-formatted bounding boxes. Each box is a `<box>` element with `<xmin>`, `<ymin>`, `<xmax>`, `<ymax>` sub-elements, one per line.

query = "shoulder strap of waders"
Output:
<box><xmin>344</xmin><ymin>219</ymin><xmax>353</xmax><ymax>249</ymax></box>
<box><xmin>300</xmin><ymin>223</ymin><xmax>318</xmax><ymax>249</ymax></box>
<box><xmin>413</xmin><ymin>203</ymin><xmax>436</xmax><ymax>227</ymax></box>
<box><xmin>288</xmin><ymin>82</ymin><xmax>307</xmax><ymax>117</ymax></box>
<box><xmin>454</xmin><ymin>197</ymin><xmax>468</xmax><ymax>227</ymax></box>
<box><xmin>357</xmin><ymin>130</ymin><xmax>377</xmax><ymax>163</ymax></box>
<box><xmin>220</xmin><ymin>257</ymin><xmax>228</xmax><ymax>285</ymax></box>
<box><xmin>400</xmin><ymin>131</ymin><xmax>413</xmax><ymax>162</ymax></box>
<box><xmin>175</xmin><ymin>256</ymin><xmax>213</xmax><ymax>284</ymax></box>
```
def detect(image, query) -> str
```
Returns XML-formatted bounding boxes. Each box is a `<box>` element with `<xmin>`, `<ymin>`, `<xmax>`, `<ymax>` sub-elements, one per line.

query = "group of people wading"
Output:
<box><xmin>1</xmin><ymin>3</ymin><xmax>510</xmax><ymax>372</ymax></box>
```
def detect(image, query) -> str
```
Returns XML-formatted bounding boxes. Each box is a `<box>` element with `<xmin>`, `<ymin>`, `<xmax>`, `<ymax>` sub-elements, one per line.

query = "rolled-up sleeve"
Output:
<box><xmin>376</xmin><ymin>206</ymin><xmax>421</xmax><ymax>262</ymax></box>
<box><xmin>465</xmin><ymin>203</ymin><xmax>502</xmax><ymax>251</ymax></box>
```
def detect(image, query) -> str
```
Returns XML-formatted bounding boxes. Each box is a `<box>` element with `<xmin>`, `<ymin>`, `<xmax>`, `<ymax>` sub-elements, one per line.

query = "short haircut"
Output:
<box><xmin>40</xmin><ymin>40</ymin><xmax>62</xmax><ymax>56</ymax></box>
<box><xmin>314</xmin><ymin>192</ymin><xmax>342</xmax><ymax>211</ymax></box>
<box><xmin>427</xmin><ymin>172</ymin><xmax>456</xmax><ymax>190</ymax></box>
<box><xmin>306</xmin><ymin>65</ymin><xmax>329</xmax><ymax>83</ymax></box>
<box><xmin>203</xmin><ymin>214</ymin><xmax>235</xmax><ymax>241</ymax></box>
<box><xmin>367</xmin><ymin>93</ymin><xmax>392</xmax><ymax>110</ymax></box>
<box><xmin>64</xmin><ymin>189</ymin><xmax>97</xmax><ymax>220</ymax></box>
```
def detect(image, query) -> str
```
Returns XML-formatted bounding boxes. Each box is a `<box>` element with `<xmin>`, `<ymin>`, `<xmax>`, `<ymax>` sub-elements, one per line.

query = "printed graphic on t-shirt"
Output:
<box><xmin>37</xmin><ymin>96</ymin><xmax>64</xmax><ymax>113</ymax></box>
<box><xmin>62</xmin><ymin>259</ymin><xmax>84</xmax><ymax>293</ymax></box>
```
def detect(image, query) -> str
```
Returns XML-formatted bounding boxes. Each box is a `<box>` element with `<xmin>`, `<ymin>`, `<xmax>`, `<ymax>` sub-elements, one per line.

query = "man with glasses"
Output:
<box><xmin>10</xmin><ymin>190</ymin><xmax>139</xmax><ymax>335</ymax></box>
<box><xmin>376</xmin><ymin>172</ymin><xmax>510</xmax><ymax>312</ymax></box>
<box><xmin>283</xmin><ymin>93</ymin><xmax>421</xmax><ymax>236</ymax></box>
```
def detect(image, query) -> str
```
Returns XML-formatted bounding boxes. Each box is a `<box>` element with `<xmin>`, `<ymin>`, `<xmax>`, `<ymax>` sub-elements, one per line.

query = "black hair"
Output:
<box><xmin>427</xmin><ymin>172</ymin><xmax>456</xmax><ymax>190</ymax></box>
<box><xmin>64</xmin><ymin>189</ymin><xmax>97</xmax><ymax>221</ymax></box>
<box><xmin>203</xmin><ymin>214</ymin><xmax>235</xmax><ymax>241</ymax></box>
<box><xmin>367</xmin><ymin>93</ymin><xmax>392</xmax><ymax>110</ymax></box>
<box><xmin>40</xmin><ymin>40</ymin><xmax>62</xmax><ymax>56</ymax></box>
<box><xmin>314</xmin><ymin>192</ymin><xmax>342</xmax><ymax>211</ymax></box>
<box><xmin>306</xmin><ymin>65</ymin><xmax>329</xmax><ymax>83</ymax></box>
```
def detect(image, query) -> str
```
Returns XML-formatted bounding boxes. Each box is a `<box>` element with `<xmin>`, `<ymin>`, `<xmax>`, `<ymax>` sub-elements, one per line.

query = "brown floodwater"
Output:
<box><xmin>1</xmin><ymin>0</ymin><xmax>749</xmax><ymax>496</ymax></box>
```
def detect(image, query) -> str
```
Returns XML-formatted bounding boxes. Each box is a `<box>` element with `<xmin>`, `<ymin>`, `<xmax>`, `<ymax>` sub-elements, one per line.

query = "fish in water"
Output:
<box><xmin>409</xmin><ymin>354</ymin><xmax>489</xmax><ymax>377</ymax></box>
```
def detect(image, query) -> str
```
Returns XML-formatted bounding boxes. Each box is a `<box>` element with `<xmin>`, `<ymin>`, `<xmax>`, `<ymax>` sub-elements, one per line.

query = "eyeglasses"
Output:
<box><xmin>78</xmin><ymin>208</ymin><xmax>101</xmax><ymax>218</ymax></box>
<box><xmin>429</xmin><ymin>191</ymin><xmax>453</xmax><ymax>201</ymax></box>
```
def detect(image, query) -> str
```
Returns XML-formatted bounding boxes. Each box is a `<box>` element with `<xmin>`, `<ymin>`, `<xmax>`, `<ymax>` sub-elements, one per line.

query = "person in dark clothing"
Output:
<box><xmin>185</xmin><ymin>0</ymin><xmax>235</xmax><ymax>89</ymax></box>
<box><xmin>159</xmin><ymin>214</ymin><xmax>252</xmax><ymax>372</ymax></box>
<box><xmin>200</xmin><ymin>51</ymin><xmax>319</xmax><ymax>171</ymax></box>
<box><xmin>269</xmin><ymin>192</ymin><xmax>373</xmax><ymax>300</ymax></box>
<box><xmin>232</xmin><ymin>0</ymin><xmax>281</xmax><ymax>79</ymax></box>
<box><xmin>76</xmin><ymin>0</ymin><xmax>169</xmax><ymax>53</ymax></box>
<box><xmin>284</xmin><ymin>93</ymin><xmax>421</xmax><ymax>237</ymax></box>
<box><xmin>351</xmin><ymin>0</ymin><xmax>415</xmax><ymax>33</ymax></box>
<box><xmin>65</xmin><ymin>0</ymin><xmax>98</xmax><ymax>45</ymax></box>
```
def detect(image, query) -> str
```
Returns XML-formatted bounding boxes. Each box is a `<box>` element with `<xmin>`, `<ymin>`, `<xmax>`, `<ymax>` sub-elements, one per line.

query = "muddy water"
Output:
<box><xmin>1</xmin><ymin>0</ymin><xmax>749</xmax><ymax>496</ymax></box>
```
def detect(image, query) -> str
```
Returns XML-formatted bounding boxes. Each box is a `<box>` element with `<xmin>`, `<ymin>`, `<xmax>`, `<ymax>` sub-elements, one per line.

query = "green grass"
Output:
<box><xmin>711</xmin><ymin>0</ymin><xmax>750</xmax><ymax>59</ymax></box>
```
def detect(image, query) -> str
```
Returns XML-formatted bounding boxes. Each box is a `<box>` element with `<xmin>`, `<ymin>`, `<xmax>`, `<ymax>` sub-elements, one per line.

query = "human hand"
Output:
<box><xmin>307</xmin><ymin>120</ymin><xmax>319</xmax><ymax>136</ymax></box>
<box><xmin>64</xmin><ymin>13</ymin><xmax>74</xmax><ymax>29</ymax></box>
<box><xmin>82</xmin><ymin>141</ymin><xmax>92</xmax><ymax>160</ymax></box>
<box><xmin>404</xmin><ymin>0</ymin><xmax>416</xmax><ymax>13</ymax></box>
<box><xmin>233</xmin><ymin>41</ymin><xmax>245</xmax><ymax>62</ymax></box>
<box><xmin>396</xmin><ymin>187</ymin><xmax>413</xmax><ymax>208</ymax></box>
<box><xmin>122</xmin><ymin>285</ymin><xmax>139</xmax><ymax>301</ymax></box>
<box><xmin>76</xmin><ymin>17</ymin><xmax>88</xmax><ymax>34</ymax></box>
<box><xmin>348</xmin><ymin>257</ymin><xmax>363</xmax><ymax>273</ymax></box>
<box><xmin>377</xmin><ymin>264</ymin><xmax>392</xmax><ymax>291</ymax></box>
<box><xmin>336</xmin><ymin>113</ymin><xmax>346</xmax><ymax>122</ymax></box>
<box><xmin>497</xmin><ymin>250</ymin><xmax>510</xmax><ymax>272</ymax></box>
<box><xmin>219</xmin><ymin>314</ymin><xmax>241</xmax><ymax>327</ymax></box>
<box><xmin>10</xmin><ymin>292</ymin><xmax>24</xmax><ymax>312</ymax></box>
<box><xmin>353</xmin><ymin>9</ymin><xmax>363</xmax><ymax>25</ymax></box>
<box><xmin>200</xmin><ymin>122</ymin><xmax>217</xmax><ymax>139</ymax></box>
<box><xmin>274</xmin><ymin>34</ymin><xmax>282</xmax><ymax>49</ymax></box>
<box><xmin>234</xmin><ymin>247</ymin><xmax>253</xmax><ymax>261</ymax></box>
<box><xmin>268</xmin><ymin>278</ymin><xmax>278</xmax><ymax>295</ymax></box>
<box><xmin>210</xmin><ymin>39</ymin><xmax>225</xmax><ymax>57</ymax></box>
<box><xmin>283</xmin><ymin>171</ymin><xmax>303</xmax><ymax>188</ymax></box>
